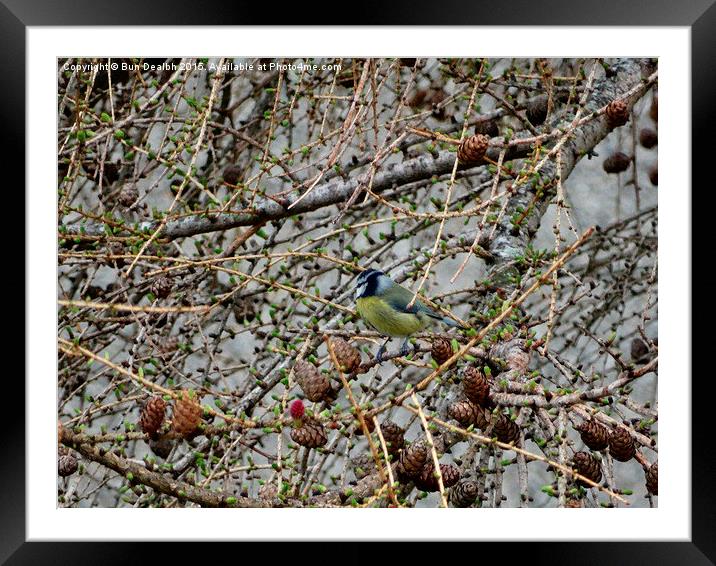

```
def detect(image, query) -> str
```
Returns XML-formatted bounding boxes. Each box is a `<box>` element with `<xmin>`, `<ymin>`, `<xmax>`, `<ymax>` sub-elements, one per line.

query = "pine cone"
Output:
<box><xmin>639</xmin><ymin>128</ymin><xmax>658</xmax><ymax>149</ymax></box>
<box><xmin>463</xmin><ymin>366</ymin><xmax>491</xmax><ymax>407</ymax></box>
<box><xmin>172</xmin><ymin>390</ymin><xmax>202</xmax><ymax>438</ymax></box>
<box><xmin>290</xmin><ymin>420</ymin><xmax>328</xmax><ymax>448</ymax></box>
<box><xmin>151</xmin><ymin>276</ymin><xmax>173</xmax><ymax>299</ymax></box>
<box><xmin>289</xmin><ymin>399</ymin><xmax>305</xmax><ymax>420</ymax></box>
<box><xmin>489</xmin><ymin>338</ymin><xmax>530</xmax><ymax>373</ymax></box>
<box><xmin>233</xmin><ymin>296</ymin><xmax>256</xmax><ymax>323</ymax></box>
<box><xmin>448</xmin><ymin>400</ymin><xmax>488</xmax><ymax>429</ymax></box>
<box><xmin>398</xmin><ymin>441</ymin><xmax>428</xmax><ymax>478</ymax></box>
<box><xmin>572</xmin><ymin>451</ymin><xmax>602</xmax><ymax>487</ymax></box>
<box><xmin>450</xmin><ymin>479</ymin><xmax>479</xmax><ymax>507</ymax></box>
<box><xmin>58</xmin><ymin>453</ymin><xmax>78</xmax><ymax>477</ymax></box>
<box><xmin>650</xmin><ymin>94</ymin><xmax>658</xmax><ymax>122</ymax></box>
<box><xmin>431</xmin><ymin>337</ymin><xmax>452</xmax><ymax>365</ymax></box>
<box><xmin>494</xmin><ymin>414</ymin><xmax>520</xmax><ymax>445</ymax></box>
<box><xmin>149</xmin><ymin>434</ymin><xmax>175</xmax><ymax>459</ymax></box>
<box><xmin>575</xmin><ymin>419</ymin><xmax>609</xmax><ymax>451</ymax></box>
<box><xmin>415</xmin><ymin>463</ymin><xmax>461</xmax><ymax>492</ymax></box>
<box><xmin>630</xmin><ymin>337</ymin><xmax>650</xmax><ymax>363</ymax></box>
<box><xmin>294</xmin><ymin>359</ymin><xmax>331</xmax><ymax>402</ymax></box>
<box><xmin>608</xmin><ymin>427</ymin><xmax>636</xmax><ymax>462</ymax></box>
<box><xmin>645</xmin><ymin>461</ymin><xmax>658</xmax><ymax>495</ymax></box>
<box><xmin>649</xmin><ymin>166</ymin><xmax>658</xmax><ymax>186</ymax></box>
<box><xmin>117</xmin><ymin>183</ymin><xmax>138</xmax><ymax>207</ymax></box>
<box><xmin>606</xmin><ymin>99</ymin><xmax>629</xmax><ymax>128</ymax></box>
<box><xmin>474</xmin><ymin>119</ymin><xmax>499</xmax><ymax>138</ymax></box>
<box><xmin>457</xmin><ymin>134</ymin><xmax>489</xmax><ymax>165</ymax></box>
<box><xmin>603</xmin><ymin>152</ymin><xmax>631</xmax><ymax>174</ymax></box>
<box><xmin>222</xmin><ymin>165</ymin><xmax>242</xmax><ymax>186</ymax></box>
<box><xmin>379</xmin><ymin>421</ymin><xmax>405</xmax><ymax>455</ymax></box>
<box><xmin>140</xmin><ymin>396</ymin><xmax>166</xmax><ymax>439</ymax></box>
<box><xmin>526</xmin><ymin>94</ymin><xmax>548</xmax><ymax>125</ymax></box>
<box><xmin>331</xmin><ymin>338</ymin><xmax>362</xmax><ymax>373</ymax></box>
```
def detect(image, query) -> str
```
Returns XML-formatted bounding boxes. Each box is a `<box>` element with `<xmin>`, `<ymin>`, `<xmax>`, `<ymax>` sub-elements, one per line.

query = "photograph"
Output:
<box><xmin>56</xmin><ymin>56</ymin><xmax>659</xmax><ymax>509</ymax></box>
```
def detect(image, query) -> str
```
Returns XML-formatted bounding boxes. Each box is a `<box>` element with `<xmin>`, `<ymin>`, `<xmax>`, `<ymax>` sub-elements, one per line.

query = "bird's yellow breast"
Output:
<box><xmin>355</xmin><ymin>296</ymin><xmax>428</xmax><ymax>337</ymax></box>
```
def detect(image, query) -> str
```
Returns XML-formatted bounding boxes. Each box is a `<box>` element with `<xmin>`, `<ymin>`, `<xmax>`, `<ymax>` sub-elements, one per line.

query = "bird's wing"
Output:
<box><xmin>386</xmin><ymin>284</ymin><xmax>442</xmax><ymax>319</ymax></box>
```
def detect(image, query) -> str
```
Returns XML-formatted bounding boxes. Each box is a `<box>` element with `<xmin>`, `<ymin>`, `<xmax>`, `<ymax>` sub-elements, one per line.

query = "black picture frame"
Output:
<box><xmin>6</xmin><ymin>1</ymin><xmax>712</xmax><ymax>563</ymax></box>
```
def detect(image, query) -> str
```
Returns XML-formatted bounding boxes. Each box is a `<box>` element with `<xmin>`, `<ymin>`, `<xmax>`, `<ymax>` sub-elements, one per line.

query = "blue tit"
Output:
<box><xmin>354</xmin><ymin>268</ymin><xmax>462</xmax><ymax>362</ymax></box>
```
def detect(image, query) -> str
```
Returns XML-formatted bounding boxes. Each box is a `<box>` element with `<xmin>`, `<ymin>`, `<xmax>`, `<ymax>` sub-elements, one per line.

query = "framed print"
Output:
<box><xmin>7</xmin><ymin>0</ymin><xmax>712</xmax><ymax>562</ymax></box>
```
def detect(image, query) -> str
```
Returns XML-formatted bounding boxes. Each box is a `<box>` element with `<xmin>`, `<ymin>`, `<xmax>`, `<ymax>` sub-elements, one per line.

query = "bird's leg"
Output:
<box><xmin>400</xmin><ymin>338</ymin><xmax>411</xmax><ymax>357</ymax></box>
<box><xmin>375</xmin><ymin>337</ymin><xmax>391</xmax><ymax>363</ymax></box>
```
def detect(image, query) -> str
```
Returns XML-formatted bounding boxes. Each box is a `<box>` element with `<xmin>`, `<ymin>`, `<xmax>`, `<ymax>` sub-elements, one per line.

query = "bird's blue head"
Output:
<box><xmin>355</xmin><ymin>268</ymin><xmax>392</xmax><ymax>300</ymax></box>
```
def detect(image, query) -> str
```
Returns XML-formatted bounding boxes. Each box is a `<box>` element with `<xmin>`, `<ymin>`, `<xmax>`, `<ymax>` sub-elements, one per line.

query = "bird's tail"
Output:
<box><xmin>441</xmin><ymin>316</ymin><xmax>468</xmax><ymax>330</ymax></box>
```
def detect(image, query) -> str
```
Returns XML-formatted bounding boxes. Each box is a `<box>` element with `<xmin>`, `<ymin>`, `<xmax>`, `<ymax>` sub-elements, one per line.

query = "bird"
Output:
<box><xmin>354</xmin><ymin>268</ymin><xmax>463</xmax><ymax>362</ymax></box>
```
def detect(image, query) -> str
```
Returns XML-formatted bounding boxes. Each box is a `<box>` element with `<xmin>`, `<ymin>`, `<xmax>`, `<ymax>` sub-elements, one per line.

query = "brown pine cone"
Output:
<box><xmin>379</xmin><ymin>421</ymin><xmax>405</xmax><ymax>455</ymax></box>
<box><xmin>331</xmin><ymin>338</ymin><xmax>362</xmax><ymax>373</ymax></box>
<box><xmin>233</xmin><ymin>296</ymin><xmax>256</xmax><ymax>323</ymax></box>
<box><xmin>415</xmin><ymin>463</ymin><xmax>461</xmax><ymax>492</ymax></box>
<box><xmin>575</xmin><ymin>419</ymin><xmax>609</xmax><ymax>451</ymax></box>
<box><xmin>603</xmin><ymin>152</ymin><xmax>631</xmax><ymax>174</ymax></box>
<box><xmin>526</xmin><ymin>94</ymin><xmax>548</xmax><ymax>125</ymax></box>
<box><xmin>117</xmin><ymin>183</ymin><xmax>139</xmax><ymax>207</ymax></box>
<box><xmin>630</xmin><ymin>337</ymin><xmax>650</xmax><ymax>363</ymax></box>
<box><xmin>222</xmin><ymin>165</ymin><xmax>243</xmax><ymax>186</ymax></box>
<box><xmin>450</xmin><ymin>479</ymin><xmax>479</xmax><ymax>507</ymax></box>
<box><xmin>572</xmin><ymin>451</ymin><xmax>602</xmax><ymax>487</ymax></box>
<box><xmin>646</xmin><ymin>461</ymin><xmax>658</xmax><ymax>495</ymax></box>
<box><xmin>172</xmin><ymin>390</ymin><xmax>202</xmax><ymax>438</ymax></box>
<box><xmin>290</xmin><ymin>420</ymin><xmax>328</xmax><ymax>448</ymax></box>
<box><xmin>649</xmin><ymin>166</ymin><xmax>658</xmax><ymax>186</ymax></box>
<box><xmin>139</xmin><ymin>396</ymin><xmax>167</xmax><ymax>439</ymax></box>
<box><xmin>463</xmin><ymin>366</ymin><xmax>491</xmax><ymax>407</ymax></box>
<box><xmin>457</xmin><ymin>134</ymin><xmax>489</xmax><ymax>165</ymax></box>
<box><xmin>608</xmin><ymin>427</ymin><xmax>636</xmax><ymax>462</ymax></box>
<box><xmin>431</xmin><ymin>337</ymin><xmax>453</xmax><ymax>365</ymax></box>
<box><xmin>474</xmin><ymin>119</ymin><xmax>499</xmax><ymax>138</ymax></box>
<box><xmin>639</xmin><ymin>128</ymin><xmax>658</xmax><ymax>149</ymax></box>
<box><xmin>650</xmin><ymin>94</ymin><xmax>658</xmax><ymax>122</ymax></box>
<box><xmin>149</xmin><ymin>434</ymin><xmax>175</xmax><ymax>459</ymax></box>
<box><xmin>494</xmin><ymin>414</ymin><xmax>520</xmax><ymax>445</ymax></box>
<box><xmin>398</xmin><ymin>441</ymin><xmax>428</xmax><ymax>478</ymax></box>
<box><xmin>448</xmin><ymin>400</ymin><xmax>488</xmax><ymax>429</ymax></box>
<box><xmin>294</xmin><ymin>359</ymin><xmax>331</xmax><ymax>402</ymax></box>
<box><xmin>58</xmin><ymin>453</ymin><xmax>78</xmax><ymax>477</ymax></box>
<box><xmin>606</xmin><ymin>99</ymin><xmax>629</xmax><ymax>128</ymax></box>
<box><xmin>151</xmin><ymin>276</ymin><xmax>173</xmax><ymax>299</ymax></box>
